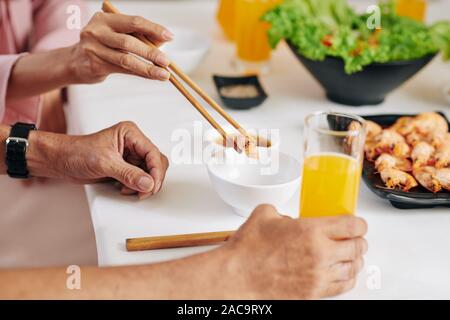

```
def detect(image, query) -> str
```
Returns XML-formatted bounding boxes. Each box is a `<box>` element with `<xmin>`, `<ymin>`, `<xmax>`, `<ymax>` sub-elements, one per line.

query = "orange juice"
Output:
<box><xmin>217</xmin><ymin>0</ymin><xmax>237</xmax><ymax>41</ymax></box>
<box><xmin>396</xmin><ymin>0</ymin><xmax>427</xmax><ymax>22</ymax></box>
<box><xmin>234</xmin><ymin>0</ymin><xmax>280</xmax><ymax>63</ymax></box>
<box><xmin>300</xmin><ymin>153</ymin><xmax>362</xmax><ymax>218</ymax></box>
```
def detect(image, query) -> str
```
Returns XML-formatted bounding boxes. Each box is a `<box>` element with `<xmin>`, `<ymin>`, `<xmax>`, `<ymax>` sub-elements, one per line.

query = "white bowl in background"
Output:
<box><xmin>206</xmin><ymin>151</ymin><xmax>301</xmax><ymax>217</ymax></box>
<box><xmin>161</xmin><ymin>27</ymin><xmax>211</xmax><ymax>75</ymax></box>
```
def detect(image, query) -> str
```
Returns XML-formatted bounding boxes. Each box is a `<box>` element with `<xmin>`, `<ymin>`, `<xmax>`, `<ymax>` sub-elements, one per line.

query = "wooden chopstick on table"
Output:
<box><xmin>102</xmin><ymin>0</ymin><xmax>253</xmax><ymax>143</ymax></box>
<box><xmin>126</xmin><ymin>231</ymin><xmax>235</xmax><ymax>251</ymax></box>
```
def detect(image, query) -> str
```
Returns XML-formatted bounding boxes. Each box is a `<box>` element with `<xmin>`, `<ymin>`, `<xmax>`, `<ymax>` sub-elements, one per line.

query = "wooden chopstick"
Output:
<box><xmin>126</xmin><ymin>231</ymin><xmax>235</xmax><ymax>251</ymax></box>
<box><xmin>102</xmin><ymin>0</ymin><xmax>252</xmax><ymax>143</ymax></box>
<box><xmin>166</xmin><ymin>59</ymin><xmax>251</xmax><ymax>138</ymax></box>
<box><xmin>167</xmin><ymin>73</ymin><xmax>228</xmax><ymax>140</ymax></box>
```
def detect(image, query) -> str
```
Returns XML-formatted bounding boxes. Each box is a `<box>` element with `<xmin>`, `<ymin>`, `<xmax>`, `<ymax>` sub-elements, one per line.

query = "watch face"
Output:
<box><xmin>6</xmin><ymin>140</ymin><xmax>27</xmax><ymax>161</ymax></box>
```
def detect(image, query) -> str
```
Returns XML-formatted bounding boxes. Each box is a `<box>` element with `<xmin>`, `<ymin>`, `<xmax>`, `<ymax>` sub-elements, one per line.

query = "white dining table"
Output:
<box><xmin>68</xmin><ymin>0</ymin><xmax>450</xmax><ymax>299</ymax></box>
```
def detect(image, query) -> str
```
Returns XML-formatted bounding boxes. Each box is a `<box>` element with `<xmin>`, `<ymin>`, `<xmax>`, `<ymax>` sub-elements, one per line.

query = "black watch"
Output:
<box><xmin>5</xmin><ymin>122</ymin><xmax>36</xmax><ymax>179</ymax></box>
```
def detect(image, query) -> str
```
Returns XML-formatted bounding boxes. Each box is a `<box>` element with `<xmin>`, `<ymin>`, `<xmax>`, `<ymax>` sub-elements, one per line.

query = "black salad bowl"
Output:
<box><xmin>287</xmin><ymin>41</ymin><xmax>437</xmax><ymax>106</ymax></box>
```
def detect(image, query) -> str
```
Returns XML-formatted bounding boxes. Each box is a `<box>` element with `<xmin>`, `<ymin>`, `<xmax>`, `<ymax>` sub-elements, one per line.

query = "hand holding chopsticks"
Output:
<box><xmin>102</xmin><ymin>0</ymin><xmax>257</xmax><ymax>157</ymax></box>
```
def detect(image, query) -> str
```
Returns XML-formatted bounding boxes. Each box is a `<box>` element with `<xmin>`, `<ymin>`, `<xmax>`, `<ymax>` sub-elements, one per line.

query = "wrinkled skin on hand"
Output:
<box><xmin>61</xmin><ymin>121</ymin><xmax>169</xmax><ymax>199</ymax></box>
<box><xmin>70</xmin><ymin>12</ymin><xmax>173</xmax><ymax>84</ymax></box>
<box><xmin>225</xmin><ymin>205</ymin><xmax>368</xmax><ymax>299</ymax></box>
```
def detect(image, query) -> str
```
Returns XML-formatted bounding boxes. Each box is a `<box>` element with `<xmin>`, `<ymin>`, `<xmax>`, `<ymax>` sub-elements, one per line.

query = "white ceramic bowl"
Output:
<box><xmin>207</xmin><ymin>151</ymin><xmax>301</xmax><ymax>217</ymax></box>
<box><xmin>161</xmin><ymin>27</ymin><xmax>211</xmax><ymax>74</ymax></box>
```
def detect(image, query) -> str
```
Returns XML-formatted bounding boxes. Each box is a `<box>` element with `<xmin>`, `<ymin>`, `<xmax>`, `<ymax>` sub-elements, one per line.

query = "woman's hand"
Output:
<box><xmin>27</xmin><ymin>121</ymin><xmax>169</xmax><ymax>199</ymax></box>
<box><xmin>8</xmin><ymin>12</ymin><xmax>174</xmax><ymax>186</ymax></box>
<box><xmin>224</xmin><ymin>205</ymin><xmax>368</xmax><ymax>299</ymax></box>
<box><xmin>69</xmin><ymin>12</ymin><xmax>173</xmax><ymax>84</ymax></box>
<box><xmin>6</xmin><ymin>13</ymin><xmax>173</xmax><ymax>101</ymax></box>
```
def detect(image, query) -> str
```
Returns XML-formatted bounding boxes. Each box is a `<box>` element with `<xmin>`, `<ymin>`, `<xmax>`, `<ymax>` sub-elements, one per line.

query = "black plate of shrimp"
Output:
<box><xmin>361</xmin><ymin>112</ymin><xmax>450</xmax><ymax>209</ymax></box>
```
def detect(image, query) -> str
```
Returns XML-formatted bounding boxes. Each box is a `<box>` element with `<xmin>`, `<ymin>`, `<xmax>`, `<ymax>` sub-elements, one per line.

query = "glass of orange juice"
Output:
<box><xmin>396</xmin><ymin>0</ymin><xmax>427</xmax><ymax>22</ymax></box>
<box><xmin>233</xmin><ymin>0</ymin><xmax>280</xmax><ymax>74</ymax></box>
<box><xmin>299</xmin><ymin>112</ymin><xmax>366</xmax><ymax>218</ymax></box>
<box><xmin>217</xmin><ymin>0</ymin><xmax>237</xmax><ymax>41</ymax></box>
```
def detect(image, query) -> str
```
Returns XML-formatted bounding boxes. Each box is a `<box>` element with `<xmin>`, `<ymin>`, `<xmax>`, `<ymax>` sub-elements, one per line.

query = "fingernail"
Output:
<box><xmin>157</xmin><ymin>69</ymin><xmax>170</xmax><ymax>80</ymax></box>
<box><xmin>156</xmin><ymin>54</ymin><xmax>170</xmax><ymax>67</ymax></box>
<box><xmin>138</xmin><ymin>176</ymin><xmax>154</xmax><ymax>192</ymax></box>
<box><xmin>154</xmin><ymin>181</ymin><xmax>162</xmax><ymax>194</ymax></box>
<box><xmin>162</xmin><ymin>30</ymin><xmax>174</xmax><ymax>40</ymax></box>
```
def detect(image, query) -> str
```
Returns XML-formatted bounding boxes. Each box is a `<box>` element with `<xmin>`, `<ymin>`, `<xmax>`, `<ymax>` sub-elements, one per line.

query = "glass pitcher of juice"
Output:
<box><xmin>234</xmin><ymin>0</ymin><xmax>280</xmax><ymax>74</ymax></box>
<box><xmin>299</xmin><ymin>112</ymin><xmax>366</xmax><ymax>218</ymax></box>
<box><xmin>396</xmin><ymin>0</ymin><xmax>427</xmax><ymax>22</ymax></box>
<box><xmin>217</xmin><ymin>0</ymin><xmax>237</xmax><ymax>41</ymax></box>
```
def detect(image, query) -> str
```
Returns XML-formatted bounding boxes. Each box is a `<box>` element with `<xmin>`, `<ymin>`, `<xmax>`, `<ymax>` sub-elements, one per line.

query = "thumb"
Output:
<box><xmin>111</xmin><ymin>160</ymin><xmax>155</xmax><ymax>193</ymax></box>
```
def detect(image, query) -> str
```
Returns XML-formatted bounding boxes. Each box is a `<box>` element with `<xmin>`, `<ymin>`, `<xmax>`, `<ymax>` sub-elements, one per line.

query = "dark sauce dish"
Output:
<box><xmin>361</xmin><ymin>112</ymin><xmax>450</xmax><ymax>209</ymax></box>
<box><xmin>213</xmin><ymin>75</ymin><xmax>268</xmax><ymax>110</ymax></box>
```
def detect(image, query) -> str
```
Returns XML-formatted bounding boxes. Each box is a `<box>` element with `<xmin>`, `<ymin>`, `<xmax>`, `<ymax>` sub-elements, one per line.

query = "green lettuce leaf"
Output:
<box><xmin>262</xmin><ymin>0</ymin><xmax>449</xmax><ymax>74</ymax></box>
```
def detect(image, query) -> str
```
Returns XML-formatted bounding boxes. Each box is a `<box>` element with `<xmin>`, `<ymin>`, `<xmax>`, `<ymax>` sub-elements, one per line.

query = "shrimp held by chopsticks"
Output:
<box><xmin>222</xmin><ymin>134</ymin><xmax>258</xmax><ymax>158</ymax></box>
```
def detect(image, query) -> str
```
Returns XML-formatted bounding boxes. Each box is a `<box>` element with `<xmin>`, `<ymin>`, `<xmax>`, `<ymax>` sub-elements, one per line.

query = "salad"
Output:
<box><xmin>262</xmin><ymin>0</ymin><xmax>450</xmax><ymax>74</ymax></box>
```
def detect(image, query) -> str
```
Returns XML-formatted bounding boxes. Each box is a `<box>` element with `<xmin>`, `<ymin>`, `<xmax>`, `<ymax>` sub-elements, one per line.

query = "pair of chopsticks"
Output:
<box><xmin>102</xmin><ymin>0</ymin><xmax>255</xmax><ymax>150</ymax></box>
<box><xmin>102</xmin><ymin>1</ymin><xmax>241</xmax><ymax>251</ymax></box>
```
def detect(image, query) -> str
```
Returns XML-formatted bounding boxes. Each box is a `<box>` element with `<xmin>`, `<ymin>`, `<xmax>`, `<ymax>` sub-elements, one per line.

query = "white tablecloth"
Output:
<box><xmin>67</xmin><ymin>0</ymin><xmax>450</xmax><ymax>299</ymax></box>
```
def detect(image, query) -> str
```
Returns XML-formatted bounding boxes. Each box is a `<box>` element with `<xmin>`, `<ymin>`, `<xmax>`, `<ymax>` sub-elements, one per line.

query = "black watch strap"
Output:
<box><xmin>10</xmin><ymin>123</ymin><xmax>36</xmax><ymax>140</ymax></box>
<box><xmin>5</xmin><ymin>122</ymin><xmax>36</xmax><ymax>179</ymax></box>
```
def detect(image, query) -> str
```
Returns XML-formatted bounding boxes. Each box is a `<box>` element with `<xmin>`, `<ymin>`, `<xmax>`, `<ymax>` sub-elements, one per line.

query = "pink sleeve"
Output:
<box><xmin>0</xmin><ymin>1</ymin><xmax>89</xmax><ymax>126</ymax></box>
<box><xmin>0</xmin><ymin>54</ymin><xmax>41</xmax><ymax>125</ymax></box>
<box><xmin>31</xmin><ymin>0</ymin><xmax>89</xmax><ymax>52</ymax></box>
